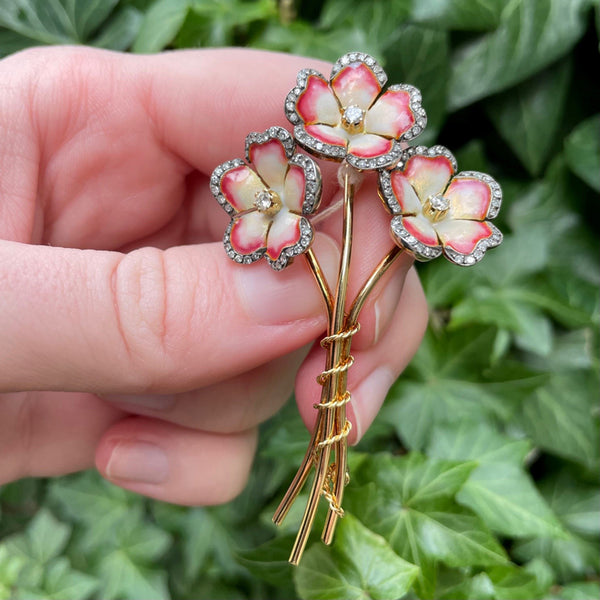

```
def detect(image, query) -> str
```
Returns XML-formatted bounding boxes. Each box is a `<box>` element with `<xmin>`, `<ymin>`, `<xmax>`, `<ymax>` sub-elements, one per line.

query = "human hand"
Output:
<box><xmin>0</xmin><ymin>46</ymin><xmax>427</xmax><ymax>505</ymax></box>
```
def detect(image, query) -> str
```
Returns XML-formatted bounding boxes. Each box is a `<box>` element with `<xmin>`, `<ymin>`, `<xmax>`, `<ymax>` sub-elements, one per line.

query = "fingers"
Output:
<box><xmin>0</xmin><ymin>392</ymin><xmax>123</xmax><ymax>485</ymax></box>
<box><xmin>95</xmin><ymin>417</ymin><xmax>257</xmax><ymax>505</ymax></box>
<box><xmin>102</xmin><ymin>346</ymin><xmax>309</xmax><ymax>433</ymax></box>
<box><xmin>295</xmin><ymin>267</ymin><xmax>428</xmax><ymax>444</ymax></box>
<box><xmin>0</xmin><ymin>234</ymin><xmax>337</xmax><ymax>393</ymax></box>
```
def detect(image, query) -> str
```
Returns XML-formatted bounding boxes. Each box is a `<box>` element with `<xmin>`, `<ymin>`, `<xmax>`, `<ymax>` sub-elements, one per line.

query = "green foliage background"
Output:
<box><xmin>1</xmin><ymin>0</ymin><xmax>599</xmax><ymax>598</ymax></box>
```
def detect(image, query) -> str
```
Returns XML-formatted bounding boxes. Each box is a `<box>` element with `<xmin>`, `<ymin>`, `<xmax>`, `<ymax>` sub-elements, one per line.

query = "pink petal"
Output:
<box><xmin>230</xmin><ymin>212</ymin><xmax>269</xmax><ymax>255</ymax></box>
<box><xmin>248</xmin><ymin>138</ymin><xmax>288</xmax><ymax>193</ymax></box>
<box><xmin>348</xmin><ymin>134</ymin><xmax>393</xmax><ymax>159</ymax></box>
<box><xmin>404</xmin><ymin>154</ymin><xmax>454</xmax><ymax>202</ymax></box>
<box><xmin>331</xmin><ymin>62</ymin><xmax>381</xmax><ymax>110</ymax></box>
<box><xmin>283</xmin><ymin>164</ymin><xmax>305</xmax><ymax>214</ymax></box>
<box><xmin>403</xmin><ymin>215</ymin><xmax>439</xmax><ymax>246</ymax></box>
<box><xmin>390</xmin><ymin>171</ymin><xmax>422</xmax><ymax>214</ymax></box>
<box><xmin>296</xmin><ymin>74</ymin><xmax>340</xmax><ymax>126</ymax></box>
<box><xmin>305</xmin><ymin>124</ymin><xmax>348</xmax><ymax>147</ymax></box>
<box><xmin>436</xmin><ymin>219</ymin><xmax>494</xmax><ymax>255</ymax></box>
<box><xmin>266</xmin><ymin>211</ymin><xmax>303</xmax><ymax>260</ymax></box>
<box><xmin>365</xmin><ymin>88</ymin><xmax>415</xmax><ymax>138</ymax></box>
<box><xmin>220</xmin><ymin>165</ymin><xmax>265</xmax><ymax>212</ymax></box>
<box><xmin>446</xmin><ymin>176</ymin><xmax>493</xmax><ymax>221</ymax></box>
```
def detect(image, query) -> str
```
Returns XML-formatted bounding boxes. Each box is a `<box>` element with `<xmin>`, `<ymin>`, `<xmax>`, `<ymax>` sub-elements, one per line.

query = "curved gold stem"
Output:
<box><xmin>321</xmin><ymin>244</ymin><xmax>404</xmax><ymax>543</ymax></box>
<box><xmin>288</xmin><ymin>169</ymin><xmax>355</xmax><ymax>565</ymax></box>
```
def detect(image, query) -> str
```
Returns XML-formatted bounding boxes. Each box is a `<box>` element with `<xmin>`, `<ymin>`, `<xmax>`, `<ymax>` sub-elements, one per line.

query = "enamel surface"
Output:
<box><xmin>436</xmin><ymin>219</ymin><xmax>493</xmax><ymax>255</ymax></box>
<box><xmin>446</xmin><ymin>177</ymin><xmax>492</xmax><ymax>221</ymax></box>
<box><xmin>365</xmin><ymin>89</ymin><xmax>415</xmax><ymax>138</ymax></box>
<box><xmin>230</xmin><ymin>211</ymin><xmax>269</xmax><ymax>254</ymax></box>
<box><xmin>296</xmin><ymin>74</ymin><xmax>341</xmax><ymax>126</ymax></box>
<box><xmin>248</xmin><ymin>138</ymin><xmax>288</xmax><ymax>193</ymax></box>
<box><xmin>267</xmin><ymin>211</ymin><xmax>302</xmax><ymax>260</ymax></box>
<box><xmin>348</xmin><ymin>133</ymin><xmax>393</xmax><ymax>158</ymax></box>
<box><xmin>220</xmin><ymin>165</ymin><xmax>265</xmax><ymax>212</ymax></box>
<box><xmin>304</xmin><ymin>124</ymin><xmax>349</xmax><ymax>147</ymax></box>
<box><xmin>283</xmin><ymin>164</ymin><xmax>305</xmax><ymax>214</ymax></box>
<box><xmin>404</xmin><ymin>155</ymin><xmax>455</xmax><ymax>202</ymax></box>
<box><xmin>390</xmin><ymin>171</ymin><xmax>422</xmax><ymax>214</ymax></box>
<box><xmin>331</xmin><ymin>62</ymin><xmax>381</xmax><ymax>110</ymax></box>
<box><xmin>402</xmin><ymin>214</ymin><xmax>440</xmax><ymax>246</ymax></box>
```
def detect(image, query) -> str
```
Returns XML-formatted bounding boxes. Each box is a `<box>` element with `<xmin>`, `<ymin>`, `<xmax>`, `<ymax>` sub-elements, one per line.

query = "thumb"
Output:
<box><xmin>0</xmin><ymin>235</ymin><xmax>338</xmax><ymax>393</ymax></box>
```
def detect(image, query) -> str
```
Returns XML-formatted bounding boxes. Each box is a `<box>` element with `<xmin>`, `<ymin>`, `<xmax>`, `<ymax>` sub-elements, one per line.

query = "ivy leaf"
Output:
<box><xmin>519</xmin><ymin>372</ymin><xmax>600</xmax><ymax>469</ymax></box>
<box><xmin>133</xmin><ymin>0</ymin><xmax>189</xmax><ymax>53</ymax></box>
<box><xmin>294</xmin><ymin>514</ymin><xmax>419</xmax><ymax>600</ymax></box>
<box><xmin>485</xmin><ymin>58</ymin><xmax>572</xmax><ymax>176</ymax></box>
<box><xmin>383</xmin><ymin>25</ymin><xmax>449</xmax><ymax>143</ymax></box>
<box><xmin>0</xmin><ymin>545</ymin><xmax>25</xmax><ymax>600</ymax></box>
<box><xmin>457</xmin><ymin>463</ymin><xmax>567</xmax><ymax>539</ymax></box>
<box><xmin>90</xmin><ymin>6</ymin><xmax>142</xmax><ymax>51</ymax></box>
<box><xmin>410</xmin><ymin>0</ymin><xmax>505</xmax><ymax>30</ymax></box>
<box><xmin>382</xmin><ymin>327</ymin><xmax>538</xmax><ymax>449</ymax></box>
<box><xmin>547</xmin><ymin>582</ymin><xmax>600</xmax><ymax>599</ymax></box>
<box><xmin>448</xmin><ymin>0</ymin><xmax>591</xmax><ymax>109</ymax></box>
<box><xmin>237</xmin><ymin>535</ymin><xmax>296</xmax><ymax>588</ymax></box>
<box><xmin>564</xmin><ymin>114</ymin><xmax>600</xmax><ymax>191</ymax></box>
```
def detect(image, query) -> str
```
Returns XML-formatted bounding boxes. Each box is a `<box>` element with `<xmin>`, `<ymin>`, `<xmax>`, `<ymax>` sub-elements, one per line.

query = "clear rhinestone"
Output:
<box><xmin>343</xmin><ymin>105</ymin><xmax>364</xmax><ymax>127</ymax></box>
<box><xmin>255</xmin><ymin>190</ymin><xmax>273</xmax><ymax>212</ymax></box>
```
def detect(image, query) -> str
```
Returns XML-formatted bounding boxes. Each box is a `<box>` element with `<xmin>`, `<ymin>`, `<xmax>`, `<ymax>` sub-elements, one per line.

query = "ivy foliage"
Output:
<box><xmin>0</xmin><ymin>0</ymin><xmax>599</xmax><ymax>599</ymax></box>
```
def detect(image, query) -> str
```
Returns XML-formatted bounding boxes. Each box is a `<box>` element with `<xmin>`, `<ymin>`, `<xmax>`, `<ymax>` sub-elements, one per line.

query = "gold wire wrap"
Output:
<box><xmin>316</xmin><ymin>355</ymin><xmax>355</xmax><ymax>385</ymax></box>
<box><xmin>314</xmin><ymin>390</ymin><xmax>351</xmax><ymax>410</ymax></box>
<box><xmin>317</xmin><ymin>420</ymin><xmax>352</xmax><ymax>447</ymax></box>
<box><xmin>320</xmin><ymin>323</ymin><xmax>360</xmax><ymax>347</ymax></box>
<box><xmin>321</xmin><ymin>463</ymin><xmax>345</xmax><ymax>517</ymax></box>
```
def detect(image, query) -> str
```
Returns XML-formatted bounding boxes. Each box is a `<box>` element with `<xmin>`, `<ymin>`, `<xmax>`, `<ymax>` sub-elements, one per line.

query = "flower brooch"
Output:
<box><xmin>210</xmin><ymin>52</ymin><xmax>503</xmax><ymax>564</ymax></box>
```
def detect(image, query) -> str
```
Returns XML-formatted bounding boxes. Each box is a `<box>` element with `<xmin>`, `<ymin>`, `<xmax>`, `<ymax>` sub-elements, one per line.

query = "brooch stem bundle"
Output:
<box><xmin>210</xmin><ymin>52</ymin><xmax>503</xmax><ymax>565</ymax></box>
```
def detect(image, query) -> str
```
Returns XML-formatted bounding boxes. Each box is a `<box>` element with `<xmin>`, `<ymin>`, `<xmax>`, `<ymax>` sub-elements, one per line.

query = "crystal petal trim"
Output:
<box><xmin>267</xmin><ymin>218</ymin><xmax>314</xmax><ymax>271</ymax></box>
<box><xmin>443</xmin><ymin>223</ymin><xmax>503</xmax><ymax>267</ymax></box>
<box><xmin>390</xmin><ymin>216</ymin><xmax>443</xmax><ymax>262</ymax></box>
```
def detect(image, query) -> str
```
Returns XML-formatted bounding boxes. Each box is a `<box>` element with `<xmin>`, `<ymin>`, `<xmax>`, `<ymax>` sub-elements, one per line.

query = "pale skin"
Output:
<box><xmin>0</xmin><ymin>47</ymin><xmax>428</xmax><ymax>506</ymax></box>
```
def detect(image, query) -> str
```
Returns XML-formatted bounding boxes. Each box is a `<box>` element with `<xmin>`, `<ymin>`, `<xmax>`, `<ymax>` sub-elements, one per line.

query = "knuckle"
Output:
<box><xmin>110</xmin><ymin>247</ymin><xmax>176</xmax><ymax>389</ymax></box>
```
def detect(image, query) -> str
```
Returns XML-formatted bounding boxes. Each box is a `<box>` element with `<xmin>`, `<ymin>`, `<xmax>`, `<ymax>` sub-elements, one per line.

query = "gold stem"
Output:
<box><xmin>321</xmin><ymin>244</ymin><xmax>404</xmax><ymax>543</ymax></box>
<box><xmin>271</xmin><ymin>249</ymin><xmax>334</xmax><ymax>526</ymax></box>
<box><xmin>288</xmin><ymin>169</ymin><xmax>355</xmax><ymax>565</ymax></box>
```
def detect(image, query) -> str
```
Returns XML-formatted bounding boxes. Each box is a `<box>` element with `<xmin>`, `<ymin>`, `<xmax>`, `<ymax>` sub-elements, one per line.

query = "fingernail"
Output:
<box><xmin>102</xmin><ymin>394</ymin><xmax>175</xmax><ymax>411</ymax></box>
<box><xmin>106</xmin><ymin>441</ymin><xmax>169</xmax><ymax>484</ymax></box>
<box><xmin>350</xmin><ymin>367</ymin><xmax>395</xmax><ymax>444</ymax></box>
<box><xmin>236</xmin><ymin>233</ymin><xmax>339</xmax><ymax>325</ymax></box>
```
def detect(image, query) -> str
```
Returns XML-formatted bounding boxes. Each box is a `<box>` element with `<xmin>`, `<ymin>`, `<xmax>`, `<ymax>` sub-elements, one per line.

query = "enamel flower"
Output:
<box><xmin>379</xmin><ymin>146</ymin><xmax>503</xmax><ymax>266</ymax></box>
<box><xmin>210</xmin><ymin>127</ymin><xmax>322</xmax><ymax>270</ymax></box>
<box><xmin>285</xmin><ymin>52</ymin><xmax>427</xmax><ymax>170</ymax></box>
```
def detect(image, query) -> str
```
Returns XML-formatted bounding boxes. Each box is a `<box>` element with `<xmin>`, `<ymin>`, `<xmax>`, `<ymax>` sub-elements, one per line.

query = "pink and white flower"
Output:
<box><xmin>379</xmin><ymin>146</ymin><xmax>503</xmax><ymax>266</ymax></box>
<box><xmin>285</xmin><ymin>52</ymin><xmax>427</xmax><ymax>170</ymax></box>
<box><xmin>210</xmin><ymin>127</ymin><xmax>321</xmax><ymax>270</ymax></box>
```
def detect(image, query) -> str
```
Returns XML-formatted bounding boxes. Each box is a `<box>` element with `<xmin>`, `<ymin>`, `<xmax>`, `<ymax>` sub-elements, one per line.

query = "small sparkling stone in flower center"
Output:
<box><xmin>342</xmin><ymin>105</ymin><xmax>365</xmax><ymax>133</ymax></box>
<box><xmin>423</xmin><ymin>193</ymin><xmax>450</xmax><ymax>223</ymax></box>
<box><xmin>254</xmin><ymin>189</ymin><xmax>282</xmax><ymax>216</ymax></box>
<box><xmin>429</xmin><ymin>194</ymin><xmax>450</xmax><ymax>211</ymax></box>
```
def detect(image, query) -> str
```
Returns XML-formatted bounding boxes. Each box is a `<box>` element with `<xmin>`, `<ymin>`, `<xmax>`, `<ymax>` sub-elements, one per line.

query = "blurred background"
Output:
<box><xmin>0</xmin><ymin>1</ymin><xmax>598</xmax><ymax>599</ymax></box>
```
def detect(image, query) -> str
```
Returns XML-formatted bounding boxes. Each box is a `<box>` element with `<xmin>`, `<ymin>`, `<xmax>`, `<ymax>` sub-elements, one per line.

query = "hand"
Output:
<box><xmin>0</xmin><ymin>46</ymin><xmax>427</xmax><ymax>505</ymax></box>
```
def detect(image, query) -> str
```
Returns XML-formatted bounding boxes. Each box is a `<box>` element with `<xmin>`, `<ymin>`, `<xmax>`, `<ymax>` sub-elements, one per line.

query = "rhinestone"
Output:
<box><xmin>430</xmin><ymin>194</ymin><xmax>450</xmax><ymax>211</ymax></box>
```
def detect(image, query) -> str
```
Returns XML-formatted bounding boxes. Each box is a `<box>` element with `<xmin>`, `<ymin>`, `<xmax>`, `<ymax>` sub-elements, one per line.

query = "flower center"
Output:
<box><xmin>254</xmin><ymin>189</ymin><xmax>282</xmax><ymax>217</ymax></box>
<box><xmin>341</xmin><ymin>105</ymin><xmax>365</xmax><ymax>134</ymax></box>
<box><xmin>423</xmin><ymin>194</ymin><xmax>450</xmax><ymax>223</ymax></box>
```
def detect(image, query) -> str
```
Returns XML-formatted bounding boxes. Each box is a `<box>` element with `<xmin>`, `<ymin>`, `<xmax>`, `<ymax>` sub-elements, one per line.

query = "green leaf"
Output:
<box><xmin>30</xmin><ymin>557</ymin><xmax>98</xmax><ymax>600</ymax></box>
<box><xmin>564</xmin><ymin>114</ymin><xmax>600</xmax><ymax>191</ymax></box>
<box><xmin>382</xmin><ymin>327</ymin><xmax>534</xmax><ymax>449</ymax></box>
<box><xmin>294</xmin><ymin>514</ymin><xmax>419</xmax><ymax>600</ymax></box>
<box><xmin>410</xmin><ymin>0</ymin><xmax>505</xmax><ymax>30</ymax></box>
<box><xmin>457</xmin><ymin>462</ymin><xmax>567</xmax><ymax>539</ymax></box>
<box><xmin>485</xmin><ymin>58</ymin><xmax>572</xmax><ymax>175</ymax></box>
<box><xmin>549</xmin><ymin>582</ymin><xmax>600</xmax><ymax>599</ymax></box>
<box><xmin>428</xmin><ymin>421</ymin><xmax>531</xmax><ymax>467</ymax></box>
<box><xmin>448</xmin><ymin>0</ymin><xmax>592</xmax><ymax>109</ymax></box>
<box><xmin>0</xmin><ymin>545</ymin><xmax>25</xmax><ymax>600</ymax></box>
<box><xmin>383</xmin><ymin>25</ymin><xmax>449</xmax><ymax>143</ymax></box>
<box><xmin>237</xmin><ymin>535</ymin><xmax>296</xmax><ymax>588</ymax></box>
<box><xmin>519</xmin><ymin>372</ymin><xmax>600</xmax><ymax>468</ymax></box>
<box><xmin>487</xmin><ymin>564</ymin><xmax>550</xmax><ymax>600</ymax></box>
<box><xmin>133</xmin><ymin>0</ymin><xmax>189</xmax><ymax>53</ymax></box>
<box><xmin>4</xmin><ymin>509</ymin><xmax>70</xmax><ymax>565</ymax></box>
<box><xmin>90</xmin><ymin>6</ymin><xmax>142</xmax><ymax>50</ymax></box>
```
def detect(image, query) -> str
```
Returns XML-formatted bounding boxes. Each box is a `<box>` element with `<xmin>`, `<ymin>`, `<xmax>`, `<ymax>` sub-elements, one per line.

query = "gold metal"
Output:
<box><xmin>287</xmin><ymin>169</ymin><xmax>355</xmax><ymax>565</ymax></box>
<box><xmin>422</xmin><ymin>194</ymin><xmax>450</xmax><ymax>223</ymax></box>
<box><xmin>254</xmin><ymin>189</ymin><xmax>282</xmax><ymax>217</ymax></box>
<box><xmin>341</xmin><ymin>105</ymin><xmax>365</xmax><ymax>135</ymax></box>
<box><xmin>321</xmin><ymin>244</ymin><xmax>404</xmax><ymax>544</ymax></box>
